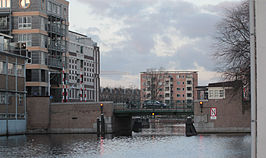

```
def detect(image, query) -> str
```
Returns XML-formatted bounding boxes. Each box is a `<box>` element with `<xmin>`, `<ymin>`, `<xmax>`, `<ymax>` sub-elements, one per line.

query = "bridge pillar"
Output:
<box><xmin>113</xmin><ymin>116</ymin><xmax>132</xmax><ymax>136</ymax></box>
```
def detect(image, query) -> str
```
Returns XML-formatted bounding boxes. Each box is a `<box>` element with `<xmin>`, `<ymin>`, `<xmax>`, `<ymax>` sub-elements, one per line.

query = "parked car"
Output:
<box><xmin>143</xmin><ymin>100</ymin><xmax>167</xmax><ymax>109</ymax></box>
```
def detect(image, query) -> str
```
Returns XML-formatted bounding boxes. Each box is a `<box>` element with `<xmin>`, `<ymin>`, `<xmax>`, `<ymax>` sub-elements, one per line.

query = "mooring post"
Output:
<box><xmin>97</xmin><ymin>117</ymin><xmax>100</xmax><ymax>137</ymax></box>
<box><xmin>100</xmin><ymin>103</ymin><xmax>105</xmax><ymax>136</ymax></box>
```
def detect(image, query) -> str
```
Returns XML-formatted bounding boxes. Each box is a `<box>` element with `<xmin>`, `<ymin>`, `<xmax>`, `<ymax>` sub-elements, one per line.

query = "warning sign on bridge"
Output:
<box><xmin>210</xmin><ymin>107</ymin><xmax>217</xmax><ymax>120</ymax></box>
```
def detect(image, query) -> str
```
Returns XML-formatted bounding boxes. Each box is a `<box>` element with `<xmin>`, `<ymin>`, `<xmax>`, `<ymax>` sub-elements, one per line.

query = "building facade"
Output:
<box><xmin>0</xmin><ymin>33</ymin><xmax>27</xmax><ymax>135</ymax></box>
<box><xmin>140</xmin><ymin>70</ymin><xmax>198</xmax><ymax>105</ymax></box>
<box><xmin>0</xmin><ymin>0</ymin><xmax>69</xmax><ymax>101</ymax></box>
<box><xmin>194</xmin><ymin>81</ymin><xmax>251</xmax><ymax>133</ymax></box>
<box><xmin>67</xmin><ymin>31</ymin><xmax>100</xmax><ymax>102</ymax></box>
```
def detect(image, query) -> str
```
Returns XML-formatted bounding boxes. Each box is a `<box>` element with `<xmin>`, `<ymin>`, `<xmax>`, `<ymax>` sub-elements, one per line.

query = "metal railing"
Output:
<box><xmin>0</xmin><ymin>113</ymin><xmax>25</xmax><ymax>120</ymax></box>
<box><xmin>47</xmin><ymin>56</ymin><xmax>63</xmax><ymax>68</ymax></box>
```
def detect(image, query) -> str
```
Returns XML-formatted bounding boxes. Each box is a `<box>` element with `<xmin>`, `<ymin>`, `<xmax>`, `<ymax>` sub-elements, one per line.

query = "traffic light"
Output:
<box><xmin>199</xmin><ymin>101</ymin><xmax>203</xmax><ymax>113</ymax></box>
<box><xmin>100</xmin><ymin>103</ymin><xmax>103</xmax><ymax>113</ymax></box>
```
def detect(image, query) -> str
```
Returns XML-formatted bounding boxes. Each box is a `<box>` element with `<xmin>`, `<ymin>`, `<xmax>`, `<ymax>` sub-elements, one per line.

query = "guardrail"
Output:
<box><xmin>0</xmin><ymin>113</ymin><xmax>25</xmax><ymax>120</ymax></box>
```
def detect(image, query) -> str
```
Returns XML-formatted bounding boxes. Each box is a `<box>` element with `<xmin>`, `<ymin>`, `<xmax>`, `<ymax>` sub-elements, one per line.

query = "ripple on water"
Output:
<box><xmin>0</xmin><ymin>133</ymin><xmax>251</xmax><ymax>158</ymax></box>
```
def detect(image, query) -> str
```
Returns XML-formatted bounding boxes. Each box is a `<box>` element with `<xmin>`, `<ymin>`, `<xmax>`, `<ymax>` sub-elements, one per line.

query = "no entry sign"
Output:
<box><xmin>210</xmin><ymin>107</ymin><xmax>217</xmax><ymax>120</ymax></box>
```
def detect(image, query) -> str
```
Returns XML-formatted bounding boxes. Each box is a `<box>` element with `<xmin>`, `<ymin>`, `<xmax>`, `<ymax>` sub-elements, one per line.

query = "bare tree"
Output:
<box><xmin>214</xmin><ymin>0</ymin><xmax>250</xmax><ymax>89</ymax></box>
<box><xmin>142</xmin><ymin>69</ymin><xmax>168</xmax><ymax>102</ymax></box>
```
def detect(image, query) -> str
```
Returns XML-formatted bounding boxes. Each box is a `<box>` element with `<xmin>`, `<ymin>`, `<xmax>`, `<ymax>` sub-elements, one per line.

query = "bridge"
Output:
<box><xmin>113</xmin><ymin>105</ymin><xmax>193</xmax><ymax>116</ymax></box>
<box><xmin>112</xmin><ymin>104</ymin><xmax>194</xmax><ymax>136</ymax></box>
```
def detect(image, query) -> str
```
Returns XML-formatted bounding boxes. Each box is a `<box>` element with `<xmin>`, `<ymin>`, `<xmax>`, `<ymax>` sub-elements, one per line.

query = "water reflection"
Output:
<box><xmin>0</xmin><ymin>125</ymin><xmax>251</xmax><ymax>158</ymax></box>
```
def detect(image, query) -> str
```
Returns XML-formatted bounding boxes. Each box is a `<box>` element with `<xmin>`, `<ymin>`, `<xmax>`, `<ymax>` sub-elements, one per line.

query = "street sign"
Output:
<box><xmin>210</xmin><ymin>107</ymin><xmax>217</xmax><ymax>120</ymax></box>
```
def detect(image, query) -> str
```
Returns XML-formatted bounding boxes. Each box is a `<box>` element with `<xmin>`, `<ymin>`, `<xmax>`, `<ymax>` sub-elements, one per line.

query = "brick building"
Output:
<box><xmin>140</xmin><ymin>70</ymin><xmax>198</xmax><ymax>105</ymax></box>
<box><xmin>67</xmin><ymin>31</ymin><xmax>100</xmax><ymax>102</ymax></box>
<box><xmin>194</xmin><ymin>81</ymin><xmax>251</xmax><ymax>133</ymax></box>
<box><xmin>0</xmin><ymin>0</ymin><xmax>69</xmax><ymax>102</ymax></box>
<box><xmin>0</xmin><ymin>33</ymin><xmax>27</xmax><ymax>135</ymax></box>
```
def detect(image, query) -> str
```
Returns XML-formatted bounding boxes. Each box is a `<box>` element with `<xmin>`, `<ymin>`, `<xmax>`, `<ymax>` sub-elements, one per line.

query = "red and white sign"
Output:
<box><xmin>210</xmin><ymin>107</ymin><xmax>217</xmax><ymax>120</ymax></box>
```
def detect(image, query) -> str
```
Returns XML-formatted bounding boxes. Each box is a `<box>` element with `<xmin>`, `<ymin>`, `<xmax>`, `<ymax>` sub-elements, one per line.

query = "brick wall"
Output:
<box><xmin>27</xmin><ymin>97</ymin><xmax>50</xmax><ymax>132</ymax></box>
<box><xmin>26</xmin><ymin>98</ymin><xmax>114</xmax><ymax>134</ymax></box>
<box><xmin>194</xmin><ymin>88</ymin><xmax>251</xmax><ymax>133</ymax></box>
<box><xmin>50</xmin><ymin>102</ymin><xmax>113</xmax><ymax>133</ymax></box>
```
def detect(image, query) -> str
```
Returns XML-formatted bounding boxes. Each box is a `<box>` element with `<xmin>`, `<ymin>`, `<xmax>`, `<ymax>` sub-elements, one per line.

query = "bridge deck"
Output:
<box><xmin>113</xmin><ymin>108</ymin><xmax>193</xmax><ymax>116</ymax></box>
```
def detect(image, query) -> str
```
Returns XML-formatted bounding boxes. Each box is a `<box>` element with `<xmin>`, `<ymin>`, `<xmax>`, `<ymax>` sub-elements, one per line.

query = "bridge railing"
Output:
<box><xmin>113</xmin><ymin>103</ymin><xmax>194</xmax><ymax>112</ymax></box>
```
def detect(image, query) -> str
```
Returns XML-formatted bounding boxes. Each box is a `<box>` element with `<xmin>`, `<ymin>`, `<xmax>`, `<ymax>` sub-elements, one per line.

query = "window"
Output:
<box><xmin>186</xmin><ymin>74</ymin><xmax>193</xmax><ymax>78</ymax></box>
<box><xmin>0</xmin><ymin>92</ymin><xmax>7</xmax><ymax>104</ymax></box>
<box><xmin>20</xmin><ymin>0</ymin><xmax>31</xmax><ymax>8</ymax></box>
<box><xmin>18</xmin><ymin>34</ymin><xmax>32</xmax><ymax>47</ymax></box>
<box><xmin>214</xmin><ymin>90</ymin><xmax>219</xmax><ymax>98</ymax></box>
<box><xmin>41</xmin><ymin>0</ymin><xmax>45</xmax><ymax>10</ymax></box>
<box><xmin>57</xmin><ymin>5</ymin><xmax>61</xmax><ymax>15</ymax></box>
<box><xmin>187</xmin><ymin>87</ymin><xmax>192</xmax><ymax>91</ymax></box>
<box><xmin>209</xmin><ymin>88</ymin><xmax>225</xmax><ymax>99</ymax></box>
<box><xmin>177</xmin><ymin>88</ymin><xmax>181</xmax><ymax>91</ymax></box>
<box><xmin>63</xmin><ymin>8</ymin><xmax>67</xmax><ymax>17</ymax></box>
<box><xmin>41</xmin><ymin>35</ymin><xmax>47</xmax><ymax>48</ymax></box>
<box><xmin>18</xmin><ymin>16</ymin><xmax>32</xmax><ymax>29</ymax></box>
<box><xmin>8</xmin><ymin>63</ymin><xmax>14</xmax><ymax>75</ymax></box>
<box><xmin>177</xmin><ymin>94</ymin><xmax>181</xmax><ymax>97</ymax></box>
<box><xmin>53</xmin><ymin>4</ymin><xmax>57</xmax><ymax>13</ymax></box>
<box><xmin>0</xmin><ymin>61</ymin><xmax>6</xmax><ymax>74</ymax></box>
<box><xmin>187</xmin><ymin>80</ymin><xmax>192</xmax><ymax>84</ymax></box>
<box><xmin>219</xmin><ymin>90</ymin><xmax>224</xmax><ymax>98</ymax></box>
<box><xmin>0</xmin><ymin>0</ymin><xmax>10</xmax><ymax>8</ymax></box>
<box><xmin>0</xmin><ymin>17</ymin><xmax>8</xmax><ymax>29</ymax></box>
<box><xmin>41</xmin><ymin>18</ymin><xmax>46</xmax><ymax>30</ymax></box>
<box><xmin>17</xmin><ymin>65</ymin><xmax>24</xmax><ymax>77</ymax></box>
<box><xmin>18</xmin><ymin>94</ymin><xmax>23</xmax><ymax>104</ymax></box>
<box><xmin>47</xmin><ymin>1</ymin><xmax>51</xmax><ymax>11</ymax></box>
<box><xmin>187</xmin><ymin>93</ymin><xmax>192</xmax><ymax>97</ymax></box>
<box><xmin>177</xmin><ymin>81</ymin><xmax>180</xmax><ymax>85</ymax></box>
<box><xmin>209</xmin><ymin>90</ymin><xmax>213</xmax><ymax>97</ymax></box>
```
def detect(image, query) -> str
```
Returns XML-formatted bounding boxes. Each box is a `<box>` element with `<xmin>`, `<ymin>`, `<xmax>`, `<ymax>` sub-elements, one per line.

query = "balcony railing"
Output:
<box><xmin>48</xmin><ymin>56</ymin><xmax>63</xmax><ymax>68</ymax></box>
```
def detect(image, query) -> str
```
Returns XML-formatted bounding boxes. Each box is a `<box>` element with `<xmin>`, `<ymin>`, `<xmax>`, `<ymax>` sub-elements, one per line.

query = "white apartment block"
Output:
<box><xmin>67</xmin><ymin>31</ymin><xmax>100</xmax><ymax>102</ymax></box>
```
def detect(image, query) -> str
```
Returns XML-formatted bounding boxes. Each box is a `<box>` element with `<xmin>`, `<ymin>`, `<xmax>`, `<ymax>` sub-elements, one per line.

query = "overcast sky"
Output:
<box><xmin>69</xmin><ymin>0</ymin><xmax>242</xmax><ymax>88</ymax></box>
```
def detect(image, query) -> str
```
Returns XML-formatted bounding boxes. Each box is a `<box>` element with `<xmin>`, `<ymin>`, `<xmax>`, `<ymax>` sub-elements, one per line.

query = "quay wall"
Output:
<box><xmin>26</xmin><ymin>97</ymin><xmax>114</xmax><ymax>134</ymax></box>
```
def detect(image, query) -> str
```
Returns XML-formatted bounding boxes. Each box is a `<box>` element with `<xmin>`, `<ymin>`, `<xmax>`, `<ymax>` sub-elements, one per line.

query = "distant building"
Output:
<box><xmin>140</xmin><ymin>70</ymin><xmax>198</xmax><ymax>105</ymax></box>
<box><xmin>0</xmin><ymin>33</ymin><xmax>28</xmax><ymax>135</ymax></box>
<box><xmin>100</xmin><ymin>87</ymin><xmax>140</xmax><ymax>104</ymax></box>
<box><xmin>0</xmin><ymin>0</ymin><xmax>69</xmax><ymax>102</ymax></box>
<box><xmin>194</xmin><ymin>81</ymin><xmax>251</xmax><ymax>133</ymax></box>
<box><xmin>67</xmin><ymin>31</ymin><xmax>100</xmax><ymax>102</ymax></box>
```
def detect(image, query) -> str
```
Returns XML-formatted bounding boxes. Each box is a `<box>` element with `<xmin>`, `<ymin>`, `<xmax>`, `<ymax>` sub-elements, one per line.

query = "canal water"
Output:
<box><xmin>0</xmin><ymin>123</ymin><xmax>251</xmax><ymax>158</ymax></box>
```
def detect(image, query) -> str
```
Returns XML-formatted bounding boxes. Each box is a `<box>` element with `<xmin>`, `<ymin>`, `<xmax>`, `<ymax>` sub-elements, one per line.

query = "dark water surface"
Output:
<box><xmin>0</xmin><ymin>125</ymin><xmax>251</xmax><ymax>158</ymax></box>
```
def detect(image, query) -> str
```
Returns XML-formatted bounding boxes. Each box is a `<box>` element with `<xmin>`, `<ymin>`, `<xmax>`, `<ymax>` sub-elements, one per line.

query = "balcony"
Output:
<box><xmin>48</xmin><ymin>56</ymin><xmax>63</xmax><ymax>69</ymax></box>
<box><xmin>0</xmin><ymin>22</ymin><xmax>9</xmax><ymax>31</ymax></box>
<box><xmin>48</xmin><ymin>41</ymin><xmax>65</xmax><ymax>52</ymax></box>
<box><xmin>47</xmin><ymin>23</ymin><xmax>66</xmax><ymax>36</ymax></box>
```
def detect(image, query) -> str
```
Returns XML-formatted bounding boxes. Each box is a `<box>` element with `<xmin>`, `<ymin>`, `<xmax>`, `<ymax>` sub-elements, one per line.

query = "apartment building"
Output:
<box><xmin>67</xmin><ymin>31</ymin><xmax>100</xmax><ymax>102</ymax></box>
<box><xmin>0</xmin><ymin>0</ymin><xmax>69</xmax><ymax>102</ymax></box>
<box><xmin>0</xmin><ymin>33</ymin><xmax>27</xmax><ymax>135</ymax></box>
<box><xmin>140</xmin><ymin>70</ymin><xmax>198</xmax><ymax>105</ymax></box>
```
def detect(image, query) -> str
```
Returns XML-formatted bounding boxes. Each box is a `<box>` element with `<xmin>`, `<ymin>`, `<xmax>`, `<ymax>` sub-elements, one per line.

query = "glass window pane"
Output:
<box><xmin>3</xmin><ymin>0</ymin><xmax>6</xmax><ymax>8</ymax></box>
<box><xmin>6</xmin><ymin>0</ymin><xmax>10</xmax><ymax>8</ymax></box>
<box><xmin>8</xmin><ymin>63</ymin><xmax>14</xmax><ymax>75</ymax></box>
<box><xmin>0</xmin><ymin>62</ymin><xmax>5</xmax><ymax>74</ymax></box>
